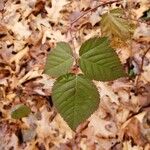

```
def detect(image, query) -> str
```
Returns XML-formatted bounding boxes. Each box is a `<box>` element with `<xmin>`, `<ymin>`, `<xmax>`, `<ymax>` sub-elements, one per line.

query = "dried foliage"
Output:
<box><xmin>0</xmin><ymin>0</ymin><xmax>150</xmax><ymax>150</ymax></box>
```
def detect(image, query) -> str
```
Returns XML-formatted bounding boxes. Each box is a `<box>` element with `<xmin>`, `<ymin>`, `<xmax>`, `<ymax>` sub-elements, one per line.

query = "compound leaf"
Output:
<box><xmin>45</xmin><ymin>42</ymin><xmax>74</xmax><ymax>77</ymax></box>
<box><xmin>52</xmin><ymin>73</ymin><xmax>100</xmax><ymax>130</ymax></box>
<box><xmin>79</xmin><ymin>37</ymin><xmax>126</xmax><ymax>81</ymax></box>
<box><xmin>11</xmin><ymin>104</ymin><xmax>31</xmax><ymax>119</ymax></box>
<box><xmin>101</xmin><ymin>8</ymin><xmax>134</xmax><ymax>41</ymax></box>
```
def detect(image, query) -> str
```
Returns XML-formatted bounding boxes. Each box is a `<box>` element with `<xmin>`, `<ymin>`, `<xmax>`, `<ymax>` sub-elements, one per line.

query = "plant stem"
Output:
<box><xmin>135</xmin><ymin>47</ymin><xmax>150</xmax><ymax>88</ymax></box>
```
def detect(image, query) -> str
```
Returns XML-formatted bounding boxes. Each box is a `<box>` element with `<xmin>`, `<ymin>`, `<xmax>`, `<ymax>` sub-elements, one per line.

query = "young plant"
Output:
<box><xmin>45</xmin><ymin>36</ymin><xmax>126</xmax><ymax>130</ymax></box>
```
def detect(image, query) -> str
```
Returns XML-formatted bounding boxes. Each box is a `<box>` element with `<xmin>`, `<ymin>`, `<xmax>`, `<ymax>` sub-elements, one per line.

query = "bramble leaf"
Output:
<box><xmin>44</xmin><ymin>42</ymin><xmax>74</xmax><ymax>77</ymax></box>
<box><xmin>79</xmin><ymin>37</ymin><xmax>126</xmax><ymax>81</ymax></box>
<box><xmin>52</xmin><ymin>73</ymin><xmax>100</xmax><ymax>130</ymax></box>
<box><xmin>101</xmin><ymin>8</ymin><xmax>134</xmax><ymax>41</ymax></box>
<box><xmin>11</xmin><ymin>104</ymin><xmax>31</xmax><ymax>119</ymax></box>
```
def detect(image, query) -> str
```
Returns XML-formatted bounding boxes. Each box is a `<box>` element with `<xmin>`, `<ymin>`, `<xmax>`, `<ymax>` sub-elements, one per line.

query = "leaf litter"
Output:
<box><xmin>0</xmin><ymin>0</ymin><xmax>150</xmax><ymax>149</ymax></box>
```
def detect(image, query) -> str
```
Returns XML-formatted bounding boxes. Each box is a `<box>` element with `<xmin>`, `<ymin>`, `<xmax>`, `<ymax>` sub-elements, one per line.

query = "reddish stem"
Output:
<box><xmin>135</xmin><ymin>47</ymin><xmax>150</xmax><ymax>88</ymax></box>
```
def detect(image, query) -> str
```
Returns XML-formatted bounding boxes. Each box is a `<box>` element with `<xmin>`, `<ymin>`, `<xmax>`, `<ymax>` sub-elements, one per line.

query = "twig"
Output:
<box><xmin>139</xmin><ymin>47</ymin><xmax>150</xmax><ymax>73</ymax></box>
<box><xmin>135</xmin><ymin>47</ymin><xmax>150</xmax><ymax>88</ymax></box>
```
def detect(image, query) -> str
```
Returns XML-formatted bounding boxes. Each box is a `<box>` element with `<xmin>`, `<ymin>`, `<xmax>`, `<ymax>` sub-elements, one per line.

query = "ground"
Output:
<box><xmin>0</xmin><ymin>0</ymin><xmax>150</xmax><ymax>150</ymax></box>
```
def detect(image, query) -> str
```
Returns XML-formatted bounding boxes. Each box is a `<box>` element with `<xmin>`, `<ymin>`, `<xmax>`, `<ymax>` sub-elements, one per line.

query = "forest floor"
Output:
<box><xmin>0</xmin><ymin>0</ymin><xmax>150</xmax><ymax>150</ymax></box>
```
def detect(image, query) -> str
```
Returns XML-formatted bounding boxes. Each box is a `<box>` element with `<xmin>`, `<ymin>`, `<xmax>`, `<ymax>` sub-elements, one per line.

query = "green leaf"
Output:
<box><xmin>52</xmin><ymin>73</ymin><xmax>100</xmax><ymax>130</ymax></box>
<box><xmin>44</xmin><ymin>42</ymin><xmax>74</xmax><ymax>77</ymax></box>
<box><xmin>101</xmin><ymin>8</ymin><xmax>134</xmax><ymax>41</ymax></box>
<box><xmin>79</xmin><ymin>37</ymin><xmax>126</xmax><ymax>81</ymax></box>
<box><xmin>11</xmin><ymin>104</ymin><xmax>31</xmax><ymax>119</ymax></box>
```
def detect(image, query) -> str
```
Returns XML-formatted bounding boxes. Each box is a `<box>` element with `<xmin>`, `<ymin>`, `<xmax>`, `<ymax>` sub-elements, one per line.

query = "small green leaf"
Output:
<box><xmin>52</xmin><ymin>73</ymin><xmax>100</xmax><ymax>130</ymax></box>
<box><xmin>79</xmin><ymin>37</ymin><xmax>126</xmax><ymax>81</ymax></box>
<box><xmin>101</xmin><ymin>8</ymin><xmax>134</xmax><ymax>41</ymax></box>
<box><xmin>44</xmin><ymin>42</ymin><xmax>74</xmax><ymax>77</ymax></box>
<box><xmin>128</xmin><ymin>68</ymin><xmax>136</xmax><ymax>78</ymax></box>
<box><xmin>11</xmin><ymin>104</ymin><xmax>31</xmax><ymax>119</ymax></box>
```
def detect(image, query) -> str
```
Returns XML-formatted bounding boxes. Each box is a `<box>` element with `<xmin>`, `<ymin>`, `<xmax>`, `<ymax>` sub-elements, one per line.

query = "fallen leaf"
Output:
<box><xmin>45</xmin><ymin>0</ymin><xmax>69</xmax><ymax>22</ymax></box>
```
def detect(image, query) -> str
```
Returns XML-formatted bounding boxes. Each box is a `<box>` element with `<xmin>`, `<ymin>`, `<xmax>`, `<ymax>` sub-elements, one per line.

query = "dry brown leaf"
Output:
<box><xmin>121</xmin><ymin>112</ymin><xmax>150</xmax><ymax>146</ymax></box>
<box><xmin>0</xmin><ymin>0</ymin><xmax>150</xmax><ymax>149</ymax></box>
<box><xmin>45</xmin><ymin>0</ymin><xmax>69</xmax><ymax>23</ymax></box>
